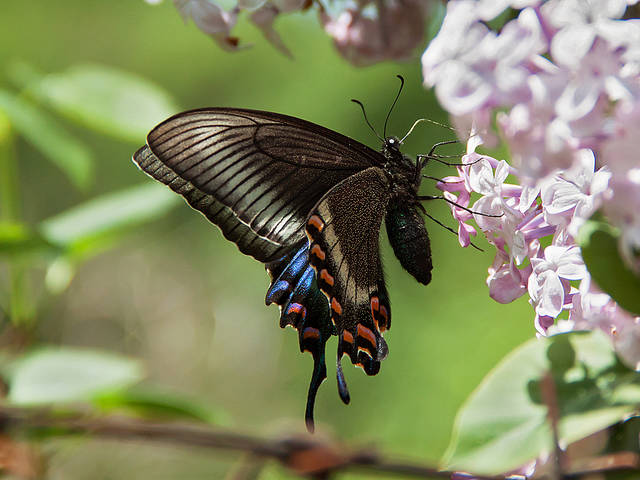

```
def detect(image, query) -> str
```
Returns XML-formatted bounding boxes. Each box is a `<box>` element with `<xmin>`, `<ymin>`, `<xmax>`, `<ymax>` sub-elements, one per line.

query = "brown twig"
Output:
<box><xmin>0</xmin><ymin>405</ymin><xmax>638</xmax><ymax>479</ymax></box>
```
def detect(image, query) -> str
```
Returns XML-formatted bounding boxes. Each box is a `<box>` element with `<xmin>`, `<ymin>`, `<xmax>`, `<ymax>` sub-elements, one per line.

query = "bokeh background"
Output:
<box><xmin>1</xmin><ymin>1</ymin><xmax>534</xmax><ymax>478</ymax></box>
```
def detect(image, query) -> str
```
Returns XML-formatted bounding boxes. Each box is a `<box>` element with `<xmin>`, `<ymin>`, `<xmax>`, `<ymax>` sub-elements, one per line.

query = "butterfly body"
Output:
<box><xmin>133</xmin><ymin>108</ymin><xmax>433</xmax><ymax>431</ymax></box>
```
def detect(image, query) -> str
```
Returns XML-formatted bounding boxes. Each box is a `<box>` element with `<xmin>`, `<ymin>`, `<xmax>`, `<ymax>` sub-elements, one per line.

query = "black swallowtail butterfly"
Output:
<box><xmin>133</xmin><ymin>86</ymin><xmax>440</xmax><ymax>431</ymax></box>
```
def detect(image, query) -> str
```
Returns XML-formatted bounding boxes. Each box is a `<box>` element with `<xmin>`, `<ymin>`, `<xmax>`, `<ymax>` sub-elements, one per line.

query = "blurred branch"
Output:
<box><xmin>0</xmin><ymin>405</ymin><xmax>638</xmax><ymax>479</ymax></box>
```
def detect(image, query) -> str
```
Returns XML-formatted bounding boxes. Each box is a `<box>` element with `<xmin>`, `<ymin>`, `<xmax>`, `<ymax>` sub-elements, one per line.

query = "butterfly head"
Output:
<box><xmin>382</xmin><ymin>136</ymin><xmax>403</xmax><ymax>160</ymax></box>
<box><xmin>382</xmin><ymin>136</ymin><xmax>418</xmax><ymax>184</ymax></box>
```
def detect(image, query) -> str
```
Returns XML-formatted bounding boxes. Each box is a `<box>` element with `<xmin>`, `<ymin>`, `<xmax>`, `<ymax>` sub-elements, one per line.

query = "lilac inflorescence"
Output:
<box><xmin>423</xmin><ymin>0</ymin><xmax>640</xmax><ymax>370</ymax></box>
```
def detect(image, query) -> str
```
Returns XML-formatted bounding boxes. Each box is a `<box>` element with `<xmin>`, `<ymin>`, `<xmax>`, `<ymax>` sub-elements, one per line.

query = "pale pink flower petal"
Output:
<box><xmin>237</xmin><ymin>0</ymin><xmax>266</xmax><ymax>10</ymax></box>
<box><xmin>487</xmin><ymin>254</ymin><xmax>528</xmax><ymax>303</ymax></box>
<box><xmin>174</xmin><ymin>0</ymin><xmax>239</xmax><ymax>49</ymax></box>
<box><xmin>250</xmin><ymin>3</ymin><xmax>291</xmax><ymax>57</ymax></box>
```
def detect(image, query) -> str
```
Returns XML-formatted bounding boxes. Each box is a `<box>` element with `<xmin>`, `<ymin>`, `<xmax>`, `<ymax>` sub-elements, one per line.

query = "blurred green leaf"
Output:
<box><xmin>0</xmin><ymin>221</ymin><xmax>58</xmax><ymax>257</ymax></box>
<box><xmin>442</xmin><ymin>331</ymin><xmax>640</xmax><ymax>474</ymax></box>
<box><xmin>94</xmin><ymin>388</ymin><xmax>230</xmax><ymax>425</ymax></box>
<box><xmin>39</xmin><ymin>182</ymin><xmax>179</xmax><ymax>256</ymax></box>
<box><xmin>6</xmin><ymin>61</ymin><xmax>44</xmax><ymax>91</ymax></box>
<box><xmin>0</xmin><ymin>89</ymin><xmax>93</xmax><ymax>189</ymax></box>
<box><xmin>578</xmin><ymin>219</ymin><xmax>640</xmax><ymax>315</ymax></box>
<box><xmin>8</xmin><ymin>347</ymin><xmax>144</xmax><ymax>405</ymax></box>
<box><xmin>31</xmin><ymin>64</ymin><xmax>178</xmax><ymax>143</ymax></box>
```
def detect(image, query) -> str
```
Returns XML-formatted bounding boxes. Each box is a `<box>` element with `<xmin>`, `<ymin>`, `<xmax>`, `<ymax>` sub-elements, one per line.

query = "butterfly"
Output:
<box><xmin>132</xmin><ymin>87</ymin><xmax>438</xmax><ymax>432</ymax></box>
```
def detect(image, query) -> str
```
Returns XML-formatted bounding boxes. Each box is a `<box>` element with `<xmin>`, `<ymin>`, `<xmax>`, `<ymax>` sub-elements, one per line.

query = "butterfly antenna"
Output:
<box><xmin>400</xmin><ymin>118</ymin><xmax>427</xmax><ymax>144</ymax></box>
<box><xmin>419</xmin><ymin>194</ymin><xmax>503</xmax><ymax>218</ymax></box>
<box><xmin>383</xmin><ymin>75</ymin><xmax>404</xmax><ymax>138</ymax></box>
<box><xmin>351</xmin><ymin>99</ymin><xmax>383</xmax><ymax>142</ymax></box>
<box><xmin>423</xmin><ymin>118</ymin><xmax>459</xmax><ymax>133</ymax></box>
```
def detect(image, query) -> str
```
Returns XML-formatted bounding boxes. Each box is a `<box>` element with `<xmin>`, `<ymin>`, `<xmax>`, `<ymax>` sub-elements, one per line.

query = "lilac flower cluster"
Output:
<box><xmin>148</xmin><ymin>0</ymin><xmax>432</xmax><ymax>64</ymax></box>
<box><xmin>423</xmin><ymin>0</ymin><xmax>640</xmax><ymax>370</ymax></box>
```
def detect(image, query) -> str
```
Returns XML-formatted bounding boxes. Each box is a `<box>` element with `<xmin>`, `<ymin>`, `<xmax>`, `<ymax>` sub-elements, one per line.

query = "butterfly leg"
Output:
<box><xmin>418</xmin><ymin>195</ymin><xmax>503</xmax><ymax>218</ymax></box>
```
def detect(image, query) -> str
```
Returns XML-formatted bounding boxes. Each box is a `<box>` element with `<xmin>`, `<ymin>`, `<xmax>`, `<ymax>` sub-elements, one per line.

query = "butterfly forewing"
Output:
<box><xmin>306</xmin><ymin>167</ymin><xmax>392</xmax><ymax>378</ymax></box>
<box><xmin>134</xmin><ymin>145</ymin><xmax>291</xmax><ymax>261</ymax></box>
<box><xmin>134</xmin><ymin>108</ymin><xmax>384</xmax><ymax>263</ymax></box>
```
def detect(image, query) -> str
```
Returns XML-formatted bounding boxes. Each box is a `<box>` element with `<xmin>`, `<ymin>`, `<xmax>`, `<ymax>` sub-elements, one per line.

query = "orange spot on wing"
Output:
<box><xmin>371</xmin><ymin>296</ymin><xmax>381</xmax><ymax>331</ymax></box>
<box><xmin>357</xmin><ymin>324</ymin><xmax>377</xmax><ymax>347</ymax></box>
<box><xmin>331</xmin><ymin>297</ymin><xmax>343</xmax><ymax>315</ymax></box>
<box><xmin>371</xmin><ymin>296</ymin><xmax>379</xmax><ymax>312</ymax></box>
<box><xmin>307</xmin><ymin>214</ymin><xmax>324</xmax><ymax>232</ymax></box>
<box><xmin>342</xmin><ymin>330</ymin><xmax>354</xmax><ymax>344</ymax></box>
<box><xmin>303</xmin><ymin>327</ymin><xmax>320</xmax><ymax>340</ymax></box>
<box><xmin>287</xmin><ymin>303</ymin><xmax>304</xmax><ymax>315</ymax></box>
<box><xmin>380</xmin><ymin>306</ymin><xmax>389</xmax><ymax>324</ymax></box>
<box><xmin>320</xmin><ymin>269</ymin><xmax>334</xmax><ymax>287</ymax></box>
<box><xmin>311</xmin><ymin>244</ymin><xmax>326</xmax><ymax>261</ymax></box>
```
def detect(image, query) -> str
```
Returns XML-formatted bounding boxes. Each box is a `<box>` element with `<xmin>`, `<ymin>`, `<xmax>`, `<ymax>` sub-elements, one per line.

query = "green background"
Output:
<box><xmin>0</xmin><ymin>1</ymin><xmax>533</xmax><ymax>478</ymax></box>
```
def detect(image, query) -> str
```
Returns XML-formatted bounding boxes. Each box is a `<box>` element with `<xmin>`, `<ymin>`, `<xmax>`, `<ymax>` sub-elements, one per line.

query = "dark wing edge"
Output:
<box><xmin>305</xmin><ymin>167</ymin><xmax>392</xmax><ymax>401</ymax></box>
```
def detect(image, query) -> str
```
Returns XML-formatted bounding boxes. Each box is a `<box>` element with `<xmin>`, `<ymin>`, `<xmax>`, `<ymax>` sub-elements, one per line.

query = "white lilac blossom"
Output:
<box><xmin>423</xmin><ymin>0</ymin><xmax>640</xmax><ymax>369</ymax></box>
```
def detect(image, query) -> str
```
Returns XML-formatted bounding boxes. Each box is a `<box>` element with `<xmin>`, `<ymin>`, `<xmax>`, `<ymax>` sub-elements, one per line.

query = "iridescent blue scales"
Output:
<box><xmin>132</xmin><ymin>107</ymin><xmax>434</xmax><ymax>432</ymax></box>
<box><xmin>265</xmin><ymin>243</ymin><xmax>334</xmax><ymax>431</ymax></box>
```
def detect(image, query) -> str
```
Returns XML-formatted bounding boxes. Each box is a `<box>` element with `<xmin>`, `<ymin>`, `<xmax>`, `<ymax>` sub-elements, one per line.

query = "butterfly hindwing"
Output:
<box><xmin>133</xmin><ymin>108</ymin><xmax>384</xmax><ymax>263</ymax></box>
<box><xmin>305</xmin><ymin>167</ymin><xmax>392</xmax><ymax>394</ymax></box>
<box><xmin>265</xmin><ymin>242</ymin><xmax>333</xmax><ymax>431</ymax></box>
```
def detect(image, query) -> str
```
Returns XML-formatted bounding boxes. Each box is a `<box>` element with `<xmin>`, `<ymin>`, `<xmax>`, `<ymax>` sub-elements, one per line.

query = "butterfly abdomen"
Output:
<box><xmin>385</xmin><ymin>201</ymin><xmax>433</xmax><ymax>285</ymax></box>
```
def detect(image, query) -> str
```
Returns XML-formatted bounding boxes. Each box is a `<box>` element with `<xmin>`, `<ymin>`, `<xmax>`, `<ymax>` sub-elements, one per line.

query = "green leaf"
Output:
<box><xmin>94</xmin><ymin>388</ymin><xmax>230</xmax><ymax>425</ymax></box>
<box><xmin>0</xmin><ymin>221</ymin><xmax>58</xmax><ymax>257</ymax></box>
<box><xmin>31</xmin><ymin>64</ymin><xmax>178</xmax><ymax>143</ymax></box>
<box><xmin>39</xmin><ymin>182</ymin><xmax>179</xmax><ymax>256</ymax></box>
<box><xmin>0</xmin><ymin>89</ymin><xmax>93</xmax><ymax>189</ymax></box>
<box><xmin>578</xmin><ymin>219</ymin><xmax>640</xmax><ymax>315</ymax></box>
<box><xmin>7</xmin><ymin>347</ymin><xmax>144</xmax><ymax>405</ymax></box>
<box><xmin>442</xmin><ymin>331</ymin><xmax>639</xmax><ymax>474</ymax></box>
